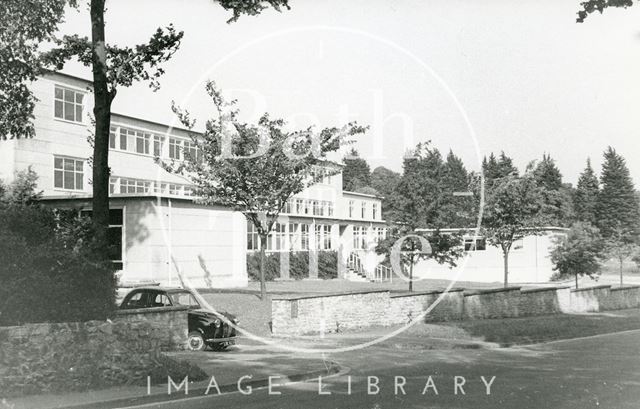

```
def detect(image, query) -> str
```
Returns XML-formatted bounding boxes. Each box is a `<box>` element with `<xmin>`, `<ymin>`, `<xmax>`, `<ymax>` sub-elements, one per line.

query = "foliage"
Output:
<box><xmin>246</xmin><ymin>251</ymin><xmax>338</xmax><ymax>281</ymax></box>
<box><xmin>370</xmin><ymin>165</ymin><xmax>401</xmax><ymax>218</ymax></box>
<box><xmin>551</xmin><ymin>222</ymin><xmax>603</xmax><ymax>285</ymax></box>
<box><xmin>215</xmin><ymin>0</ymin><xmax>291</xmax><ymax>23</ymax></box>
<box><xmin>342</xmin><ymin>148</ymin><xmax>372</xmax><ymax>191</ymax></box>
<box><xmin>595</xmin><ymin>147</ymin><xmax>640</xmax><ymax>240</ymax></box>
<box><xmin>0</xmin><ymin>171</ymin><xmax>116</xmax><ymax>326</ymax></box>
<box><xmin>168</xmin><ymin>81</ymin><xmax>364</xmax><ymax>298</ymax></box>
<box><xmin>574</xmin><ymin>159</ymin><xmax>600</xmax><ymax>225</ymax></box>
<box><xmin>482</xmin><ymin>152</ymin><xmax>518</xmax><ymax>182</ymax></box>
<box><xmin>480</xmin><ymin>170</ymin><xmax>545</xmax><ymax>286</ymax></box>
<box><xmin>438</xmin><ymin>150</ymin><xmax>476</xmax><ymax>227</ymax></box>
<box><xmin>533</xmin><ymin>154</ymin><xmax>574</xmax><ymax>226</ymax></box>
<box><xmin>577</xmin><ymin>0</ymin><xmax>634</xmax><ymax>22</ymax></box>
<box><xmin>0</xmin><ymin>0</ymin><xmax>72</xmax><ymax>139</ymax></box>
<box><xmin>376</xmin><ymin>143</ymin><xmax>464</xmax><ymax>290</ymax></box>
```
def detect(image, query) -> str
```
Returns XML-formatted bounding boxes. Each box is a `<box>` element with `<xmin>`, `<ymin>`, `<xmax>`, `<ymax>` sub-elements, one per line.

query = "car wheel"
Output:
<box><xmin>187</xmin><ymin>331</ymin><xmax>206</xmax><ymax>351</ymax></box>
<box><xmin>209</xmin><ymin>342</ymin><xmax>228</xmax><ymax>352</ymax></box>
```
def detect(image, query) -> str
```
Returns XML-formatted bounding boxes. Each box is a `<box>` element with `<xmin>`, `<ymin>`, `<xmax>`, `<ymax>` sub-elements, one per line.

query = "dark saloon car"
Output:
<box><xmin>119</xmin><ymin>287</ymin><xmax>238</xmax><ymax>351</ymax></box>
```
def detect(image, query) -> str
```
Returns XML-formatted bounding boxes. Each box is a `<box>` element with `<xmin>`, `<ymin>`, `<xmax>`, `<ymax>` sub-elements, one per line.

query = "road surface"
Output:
<box><xmin>119</xmin><ymin>329</ymin><xmax>640</xmax><ymax>409</ymax></box>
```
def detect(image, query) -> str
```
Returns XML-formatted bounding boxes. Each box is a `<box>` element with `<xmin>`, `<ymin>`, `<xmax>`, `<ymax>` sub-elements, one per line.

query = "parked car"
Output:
<box><xmin>119</xmin><ymin>287</ymin><xmax>238</xmax><ymax>351</ymax></box>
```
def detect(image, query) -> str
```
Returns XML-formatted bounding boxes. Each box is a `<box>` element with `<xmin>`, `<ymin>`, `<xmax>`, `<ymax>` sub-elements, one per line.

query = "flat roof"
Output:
<box><xmin>343</xmin><ymin>190</ymin><xmax>383</xmax><ymax>199</ymax></box>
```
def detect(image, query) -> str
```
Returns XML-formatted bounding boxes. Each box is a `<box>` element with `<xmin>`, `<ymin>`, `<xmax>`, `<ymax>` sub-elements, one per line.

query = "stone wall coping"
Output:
<box><xmin>520</xmin><ymin>286</ymin><xmax>571</xmax><ymax>294</ymax></box>
<box><xmin>464</xmin><ymin>286</ymin><xmax>522</xmax><ymax>296</ymax></box>
<box><xmin>272</xmin><ymin>290</ymin><xmax>389</xmax><ymax>301</ymax></box>
<box><xmin>116</xmin><ymin>305</ymin><xmax>190</xmax><ymax>315</ymax></box>
<box><xmin>390</xmin><ymin>288</ymin><xmax>465</xmax><ymax>298</ymax></box>
<box><xmin>570</xmin><ymin>284</ymin><xmax>612</xmax><ymax>293</ymax></box>
<box><xmin>610</xmin><ymin>285</ymin><xmax>640</xmax><ymax>291</ymax></box>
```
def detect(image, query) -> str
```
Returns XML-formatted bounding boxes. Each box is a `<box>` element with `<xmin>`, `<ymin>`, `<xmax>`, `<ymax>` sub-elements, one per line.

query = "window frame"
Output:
<box><xmin>53</xmin><ymin>84</ymin><xmax>85</xmax><ymax>124</ymax></box>
<box><xmin>53</xmin><ymin>155</ymin><xmax>84</xmax><ymax>192</ymax></box>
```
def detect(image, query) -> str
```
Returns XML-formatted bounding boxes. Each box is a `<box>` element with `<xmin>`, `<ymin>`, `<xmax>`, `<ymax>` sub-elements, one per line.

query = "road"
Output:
<box><xmin>120</xmin><ymin>330</ymin><xmax>640</xmax><ymax>409</ymax></box>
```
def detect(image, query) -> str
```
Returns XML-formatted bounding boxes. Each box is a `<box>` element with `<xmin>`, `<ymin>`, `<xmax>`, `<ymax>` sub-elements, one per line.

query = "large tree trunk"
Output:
<box><xmin>259</xmin><ymin>235</ymin><xmax>268</xmax><ymax>301</ymax></box>
<box><xmin>90</xmin><ymin>0</ymin><xmax>111</xmax><ymax>252</ymax></box>
<box><xmin>503</xmin><ymin>249</ymin><xmax>509</xmax><ymax>288</ymax></box>
<box><xmin>409</xmin><ymin>261</ymin><xmax>413</xmax><ymax>292</ymax></box>
<box><xmin>575</xmin><ymin>273</ymin><xmax>579</xmax><ymax>289</ymax></box>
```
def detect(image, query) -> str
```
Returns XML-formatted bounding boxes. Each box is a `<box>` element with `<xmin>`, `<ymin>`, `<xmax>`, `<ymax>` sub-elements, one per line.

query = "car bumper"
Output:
<box><xmin>205</xmin><ymin>337</ymin><xmax>236</xmax><ymax>343</ymax></box>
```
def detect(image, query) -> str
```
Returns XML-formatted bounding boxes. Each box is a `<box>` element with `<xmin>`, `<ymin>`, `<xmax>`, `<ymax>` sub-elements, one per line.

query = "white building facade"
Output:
<box><xmin>0</xmin><ymin>72</ymin><xmax>388</xmax><ymax>288</ymax></box>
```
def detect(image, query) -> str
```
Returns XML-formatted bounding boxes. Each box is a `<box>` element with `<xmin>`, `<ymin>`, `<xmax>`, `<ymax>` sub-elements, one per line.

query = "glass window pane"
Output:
<box><xmin>64</xmin><ymin>89</ymin><xmax>74</xmax><ymax>102</ymax></box>
<box><xmin>63</xmin><ymin>159</ymin><xmax>74</xmax><ymax>171</ymax></box>
<box><xmin>120</xmin><ymin>131</ymin><xmax>127</xmax><ymax>150</ymax></box>
<box><xmin>109</xmin><ymin>133</ymin><xmax>116</xmax><ymax>149</ymax></box>
<box><xmin>54</xmin><ymin>157</ymin><xmax>63</xmax><ymax>169</ymax></box>
<box><xmin>75</xmin><ymin>105</ymin><xmax>82</xmax><ymax>122</ymax></box>
<box><xmin>76</xmin><ymin>173</ymin><xmax>83</xmax><ymax>190</ymax></box>
<box><xmin>54</xmin><ymin>100</ymin><xmax>63</xmax><ymax>118</ymax></box>
<box><xmin>55</xmin><ymin>87</ymin><xmax>63</xmax><ymax>99</ymax></box>
<box><xmin>54</xmin><ymin>170</ymin><xmax>63</xmax><ymax>188</ymax></box>
<box><xmin>64</xmin><ymin>172</ymin><xmax>74</xmax><ymax>189</ymax></box>
<box><xmin>75</xmin><ymin>93</ymin><xmax>83</xmax><ymax>103</ymax></box>
<box><xmin>136</xmin><ymin>136</ymin><xmax>144</xmax><ymax>153</ymax></box>
<box><xmin>75</xmin><ymin>160</ymin><xmax>83</xmax><ymax>171</ymax></box>
<box><xmin>107</xmin><ymin>226</ymin><xmax>123</xmax><ymax>260</ymax></box>
<box><xmin>64</xmin><ymin>102</ymin><xmax>74</xmax><ymax>121</ymax></box>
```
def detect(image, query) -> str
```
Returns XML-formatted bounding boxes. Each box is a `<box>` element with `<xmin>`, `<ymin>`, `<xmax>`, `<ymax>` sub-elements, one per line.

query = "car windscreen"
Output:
<box><xmin>170</xmin><ymin>291</ymin><xmax>201</xmax><ymax>308</ymax></box>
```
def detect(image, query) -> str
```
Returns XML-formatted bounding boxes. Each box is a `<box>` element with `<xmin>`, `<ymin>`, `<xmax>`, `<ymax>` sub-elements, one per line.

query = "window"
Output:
<box><xmin>135</xmin><ymin>131</ymin><xmax>150</xmax><ymax>154</ymax></box>
<box><xmin>312</xmin><ymin>200</ymin><xmax>323</xmax><ymax>216</ymax></box>
<box><xmin>109</xmin><ymin>126</ymin><xmax>117</xmax><ymax>149</ymax></box>
<box><xmin>169</xmin><ymin>138</ymin><xmax>182</xmax><ymax>160</ymax></box>
<box><xmin>247</xmin><ymin>224</ymin><xmax>260</xmax><ymax>251</ymax></box>
<box><xmin>326</xmin><ymin>201</ymin><xmax>334</xmax><ymax>217</ymax></box>
<box><xmin>361</xmin><ymin>202</ymin><xmax>367</xmax><ymax>219</ymax></box>
<box><xmin>372</xmin><ymin>203</ymin><xmax>378</xmax><ymax>220</ymax></box>
<box><xmin>300</xmin><ymin>224</ymin><xmax>309</xmax><ymax>250</ymax></box>
<box><xmin>295</xmin><ymin>198</ymin><xmax>304</xmax><ymax>214</ymax></box>
<box><xmin>315</xmin><ymin>225</ymin><xmax>331</xmax><ymax>250</ymax></box>
<box><xmin>119</xmin><ymin>178</ymin><xmax>150</xmax><ymax>194</ymax></box>
<box><xmin>54</xmin><ymin>86</ymin><xmax>84</xmax><ymax>123</ymax></box>
<box><xmin>171</xmin><ymin>292</ymin><xmax>200</xmax><ymax>308</ymax></box>
<box><xmin>349</xmin><ymin>200</ymin><xmax>355</xmax><ymax>218</ymax></box>
<box><xmin>183</xmin><ymin>140</ymin><xmax>201</xmax><ymax>162</ymax></box>
<box><xmin>153</xmin><ymin>135</ymin><xmax>164</xmax><ymax>157</ymax></box>
<box><xmin>353</xmin><ymin>226</ymin><xmax>367</xmax><ymax>250</ymax></box>
<box><xmin>464</xmin><ymin>238</ymin><xmax>486</xmax><ymax>251</ymax></box>
<box><xmin>54</xmin><ymin>156</ymin><xmax>84</xmax><ymax>191</ymax></box>
<box><xmin>122</xmin><ymin>291</ymin><xmax>145</xmax><ymax>309</ymax></box>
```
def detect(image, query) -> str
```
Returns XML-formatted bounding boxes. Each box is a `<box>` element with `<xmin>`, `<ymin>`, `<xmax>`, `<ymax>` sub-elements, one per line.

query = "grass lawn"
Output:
<box><xmin>439</xmin><ymin>308</ymin><xmax>640</xmax><ymax>347</ymax></box>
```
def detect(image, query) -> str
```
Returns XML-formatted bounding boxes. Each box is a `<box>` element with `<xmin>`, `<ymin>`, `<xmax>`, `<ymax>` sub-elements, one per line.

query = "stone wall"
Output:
<box><xmin>271</xmin><ymin>291</ymin><xmax>389</xmax><ymax>336</ymax></box>
<box><xmin>270</xmin><ymin>285</ymin><xmax>640</xmax><ymax>336</ymax></box>
<box><xmin>0</xmin><ymin>306</ymin><xmax>191</xmax><ymax>397</ymax></box>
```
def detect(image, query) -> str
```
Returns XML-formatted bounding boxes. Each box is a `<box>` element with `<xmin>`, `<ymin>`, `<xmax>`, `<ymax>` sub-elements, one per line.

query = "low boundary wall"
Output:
<box><xmin>271</xmin><ymin>285</ymin><xmax>640</xmax><ymax>336</ymax></box>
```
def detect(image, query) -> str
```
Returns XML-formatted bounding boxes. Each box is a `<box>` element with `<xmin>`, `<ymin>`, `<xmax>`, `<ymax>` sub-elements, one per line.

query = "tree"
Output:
<box><xmin>533</xmin><ymin>154</ymin><xmax>574</xmax><ymax>226</ymax></box>
<box><xmin>595</xmin><ymin>147</ymin><xmax>640</xmax><ymax>239</ymax></box>
<box><xmin>604</xmin><ymin>226</ymin><xmax>639</xmax><ymax>286</ymax></box>
<box><xmin>376</xmin><ymin>143</ymin><xmax>463</xmax><ymax>291</ymax></box>
<box><xmin>0</xmin><ymin>0</ymin><xmax>71</xmax><ymax>140</ymax></box>
<box><xmin>482</xmin><ymin>151</ymin><xmax>518</xmax><ymax>183</ymax></box>
<box><xmin>551</xmin><ymin>222</ymin><xmax>604</xmax><ymax>288</ymax></box>
<box><xmin>481</xmin><ymin>171</ymin><xmax>544</xmax><ymax>287</ymax></box>
<box><xmin>7</xmin><ymin>0</ymin><xmax>291</xmax><ymax>257</ymax></box>
<box><xmin>370</xmin><ymin>166</ymin><xmax>401</xmax><ymax>219</ymax></box>
<box><xmin>342</xmin><ymin>148</ymin><xmax>371</xmax><ymax>191</ymax></box>
<box><xmin>168</xmin><ymin>81</ymin><xmax>365</xmax><ymax>300</ymax></box>
<box><xmin>574</xmin><ymin>159</ymin><xmax>600</xmax><ymax>225</ymax></box>
<box><xmin>438</xmin><ymin>150</ymin><xmax>475</xmax><ymax>227</ymax></box>
<box><xmin>577</xmin><ymin>0</ymin><xmax>634</xmax><ymax>22</ymax></box>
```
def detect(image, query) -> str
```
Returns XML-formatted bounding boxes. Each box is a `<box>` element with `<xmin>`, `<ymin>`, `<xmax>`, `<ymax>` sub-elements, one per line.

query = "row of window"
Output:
<box><xmin>310</xmin><ymin>167</ymin><xmax>335</xmax><ymax>185</ymax></box>
<box><xmin>463</xmin><ymin>238</ymin><xmax>523</xmax><ymax>252</ymax></box>
<box><xmin>247</xmin><ymin>223</ymin><xmax>333</xmax><ymax>251</ymax></box>
<box><xmin>353</xmin><ymin>226</ymin><xmax>387</xmax><ymax>250</ymax></box>
<box><xmin>108</xmin><ymin>125</ymin><xmax>201</xmax><ymax>161</ymax></box>
<box><xmin>54</xmin><ymin>86</ymin><xmax>84</xmax><ymax>123</ymax></box>
<box><xmin>348</xmin><ymin>200</ymin><xmax>380</xmax><ymax>220</ymax></box>
<box><xmin>109</xmin><ymin>177</ymin><xmax>194</xmax><ymax>197</ymax></box>
<box><xmin>282</xmin><ymin>198</ymin><xmax>334</xmax><ymax>217</ymax></box>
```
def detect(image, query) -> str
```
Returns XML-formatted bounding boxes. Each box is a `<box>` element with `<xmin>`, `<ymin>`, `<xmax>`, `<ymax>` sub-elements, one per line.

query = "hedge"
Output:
<box><xmin>247</xmin><ymin>251</ymin><xmax>339</xmax><ymax>281</ymax></box>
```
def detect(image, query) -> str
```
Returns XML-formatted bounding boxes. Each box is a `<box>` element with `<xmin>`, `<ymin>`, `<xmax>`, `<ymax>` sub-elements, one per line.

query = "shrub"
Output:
<box><xmin>247</xmin><ymin>251</ymin><xmax>339</xmax><ymax>281</ymax></box>
<box><xmin>0</xmin><ymin>170</ymin><xmax>117</xmax><ymax>326</ymax></box>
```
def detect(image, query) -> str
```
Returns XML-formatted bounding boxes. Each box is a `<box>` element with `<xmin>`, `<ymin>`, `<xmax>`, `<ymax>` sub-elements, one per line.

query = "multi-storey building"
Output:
<box><xmin>0</xmin><ymin>72</ymin><xmax>387</xmax><ymax>287</ymax></box>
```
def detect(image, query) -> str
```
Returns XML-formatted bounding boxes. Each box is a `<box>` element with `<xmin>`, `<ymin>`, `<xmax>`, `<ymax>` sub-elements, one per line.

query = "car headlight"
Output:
<box><xmin>213</xmin><ymin>319</ymin><xmax>221</xmax><ymax>328</ymax></box>
<box><xmin>232</xmin><ymin>318</ymin><xmax>239</xmax><ymax>325</ymax></box>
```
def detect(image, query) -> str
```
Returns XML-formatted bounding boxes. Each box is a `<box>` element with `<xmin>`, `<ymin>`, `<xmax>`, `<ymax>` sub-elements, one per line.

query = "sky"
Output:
<box><xmin>55</xmin><ymin>0</ymin><xmax>640</xmax><ymax>185</ymax></box>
